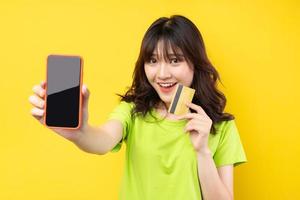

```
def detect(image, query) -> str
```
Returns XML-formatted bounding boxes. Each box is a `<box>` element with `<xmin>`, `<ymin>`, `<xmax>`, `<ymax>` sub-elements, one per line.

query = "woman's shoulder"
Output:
<box><xmin>214</xmin><ymin>119</ymin><xmax>237</xmax><ymax>134</ymax></box>
<box><xmin>109</xmin><ymin>100</ymin><xmax>135</xmax><ymax>116</ymax></box>
<box><xmin>108</xmin><ymin>101</ymin><xmax>136</xmax><ymax>123</ymax></box>
<box><xmin>115</xmin><ymin>100</ymin><xmax>135</xmax><ymax>110</ymax></box>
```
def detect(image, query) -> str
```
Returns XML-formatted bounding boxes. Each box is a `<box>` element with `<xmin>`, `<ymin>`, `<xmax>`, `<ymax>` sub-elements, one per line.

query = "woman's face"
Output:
<box><xmin>144</xmin><ymin>41</ymin><xmax>194</xmax><ymax>109</ymax></box>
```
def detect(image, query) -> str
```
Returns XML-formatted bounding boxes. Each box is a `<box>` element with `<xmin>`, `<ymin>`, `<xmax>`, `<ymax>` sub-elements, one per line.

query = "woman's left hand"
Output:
<box><xmin>176</xmin><ymin>102</ymin><xmax>212</xmax><ymax>154</ymax></box>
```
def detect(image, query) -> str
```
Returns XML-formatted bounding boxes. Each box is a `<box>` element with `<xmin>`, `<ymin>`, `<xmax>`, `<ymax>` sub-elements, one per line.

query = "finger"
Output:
<box><xmin>185</xmin><ymin>102</ymin><xmax>206</xmax><ymax>114</ymax></box>
<box><xmin>184</xmin><ymin>124</ymin><xmax>197</xmax><ymax>132</ymax></box>
<box><xmin>185</xmin><ymin>124</ymin><xmax>203</xmax><ymax>133</ymax></box>
<box><xmin>184</xmin><ymin>120</ymin><xmax>198</xmax><ymax>131</ymax></box>
<box><xmin>32</xmin><ymin>84</ymin><xmax>45</xmax><ymax>98</ymax></box>
<box><xmin>29</xmin><ymin>94</ymin><xmax>45</xmax><ymax>109</ymax></box>
<box><xmin>40</xmin><ymin>80</ymin><xmax>46</xmax><ymax>88</ymax></box>
<box><xmin>82</xmin><ymin>84</ymin><xmax>90</xmax><ymax>98</ymax></box>
<box><xmin>82</xmin><ymin>84</ymin><xmax>90</xmax><ymax>111</ymax></box>
<box><xmin>31</xmin><ymin>107</ymin><xmax>44</xmax><ymax>117</ymax></box>
<box><xmin>184</xmin><ymin>122</ymin><xmax>192</xmax><ymax>132</ymax></box>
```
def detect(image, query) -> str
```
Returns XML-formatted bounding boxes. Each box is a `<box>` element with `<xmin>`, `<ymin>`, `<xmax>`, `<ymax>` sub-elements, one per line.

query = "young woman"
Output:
<box><xmin>29</xmin><ymin>15</ymin><xmax>247</xmax><ymax>200</ymax></box>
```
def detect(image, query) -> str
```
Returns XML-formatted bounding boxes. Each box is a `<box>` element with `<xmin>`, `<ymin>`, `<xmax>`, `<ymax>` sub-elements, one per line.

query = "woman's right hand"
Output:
<box><xmin>29</xmin><ymin>81</ymin><xmax>91</xmax><ymax>143</ymax></box>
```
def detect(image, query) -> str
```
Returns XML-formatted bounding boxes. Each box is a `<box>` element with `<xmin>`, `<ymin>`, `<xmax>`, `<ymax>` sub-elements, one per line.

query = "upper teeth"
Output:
<box><xmin>158</xmin><ymin>83</ymin><xmax>176</xmax><ymax>87</ymax></box>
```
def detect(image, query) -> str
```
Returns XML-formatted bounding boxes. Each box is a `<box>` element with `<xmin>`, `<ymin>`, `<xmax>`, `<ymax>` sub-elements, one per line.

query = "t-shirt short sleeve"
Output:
<box><xmin>107</xmin><ymin>101</ymin><xmax>134</xmax><ymax>153</ymax></box>
<box><xmin>213</xmin><ymin>120</ymin><xmax>247</xmax><ymax>167</ymax></box>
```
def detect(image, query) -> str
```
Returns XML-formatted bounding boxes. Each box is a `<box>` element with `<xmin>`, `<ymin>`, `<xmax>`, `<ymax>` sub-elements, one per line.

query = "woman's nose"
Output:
<box><xmin>157</xmin><ymin>63</ymin><xmax>171</xmax><ymax>79</ymax></box>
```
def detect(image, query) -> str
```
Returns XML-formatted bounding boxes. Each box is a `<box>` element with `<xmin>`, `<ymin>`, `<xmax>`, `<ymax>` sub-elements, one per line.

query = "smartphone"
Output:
<box><xmin>44</xmin><ymin>55</ymin><xmax>83</xmax><ymax>129</ymax></box>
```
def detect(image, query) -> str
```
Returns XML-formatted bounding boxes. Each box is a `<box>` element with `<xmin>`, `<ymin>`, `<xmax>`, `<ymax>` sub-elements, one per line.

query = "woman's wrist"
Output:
<box><xmin>196</xmin><ymin>147</ymin><xmax>212</xmax><ymax>157</ymax></box>
<box><xmin>73</xmin><ymin>123</ymin><xmax>91</xmax><ymax>144</ymax></box>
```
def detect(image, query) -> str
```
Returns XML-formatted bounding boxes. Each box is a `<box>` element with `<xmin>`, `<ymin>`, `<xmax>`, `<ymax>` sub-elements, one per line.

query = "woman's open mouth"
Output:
<box><xmin>157</xmin><ymin>82</ymin><xmax>177</xmax><ymax>93</ymax></box>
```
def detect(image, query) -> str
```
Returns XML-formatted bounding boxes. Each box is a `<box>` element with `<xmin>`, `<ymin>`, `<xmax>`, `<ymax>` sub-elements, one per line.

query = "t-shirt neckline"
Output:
<box><xmin>150</xmin><ymin>108</ymin><xmax>188</xmax><ymax>126</ymax></box>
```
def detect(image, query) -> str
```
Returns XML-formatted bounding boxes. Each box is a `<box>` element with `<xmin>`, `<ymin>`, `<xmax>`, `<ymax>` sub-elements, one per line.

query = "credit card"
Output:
<box><xmin>168</xmin><ymin>84</ymin><xmax>195</xmax><ymax>115</ymax></box>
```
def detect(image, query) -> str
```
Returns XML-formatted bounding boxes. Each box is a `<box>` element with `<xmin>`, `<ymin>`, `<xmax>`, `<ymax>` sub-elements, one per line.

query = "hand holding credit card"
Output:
<box><xmin>168</xmin><ymin>84</ymin><xmax>195</xmax><ymax>115</ymax></box>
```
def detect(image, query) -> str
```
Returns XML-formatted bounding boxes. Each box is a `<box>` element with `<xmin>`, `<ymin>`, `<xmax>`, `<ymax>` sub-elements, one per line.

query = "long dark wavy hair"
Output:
<box><xmin>117</xmin><ymin>15</ymin><xmax>234</xmax><ymax>135</ymax></box>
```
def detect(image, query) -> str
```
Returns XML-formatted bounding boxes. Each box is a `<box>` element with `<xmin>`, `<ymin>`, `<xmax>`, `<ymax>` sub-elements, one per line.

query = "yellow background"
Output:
<box><xmin>1</xmin><ymin>0</ymin><xmax>299</xmax><ymax>199</ymax></box>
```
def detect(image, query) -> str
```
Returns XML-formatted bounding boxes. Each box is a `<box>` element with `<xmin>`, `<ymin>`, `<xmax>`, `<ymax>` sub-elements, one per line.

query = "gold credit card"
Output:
<box><xmin>168</xmin><ymin>84</ymin><xmax>195</xmax><ymax>115</ymax></box>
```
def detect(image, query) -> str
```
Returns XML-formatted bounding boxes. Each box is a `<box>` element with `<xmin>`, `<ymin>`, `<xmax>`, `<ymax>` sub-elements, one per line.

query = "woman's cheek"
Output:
<box><xmin>145</xmin><ymin>66</ymin><xmax>157</xmax><ymax>81</ymax></box>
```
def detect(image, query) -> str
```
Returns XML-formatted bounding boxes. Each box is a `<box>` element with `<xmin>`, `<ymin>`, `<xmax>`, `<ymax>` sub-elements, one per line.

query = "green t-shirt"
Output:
<box><xmin>108</xmin><ymin>101</ymin><xmax>247</xmax><ymax>200</ymax></box>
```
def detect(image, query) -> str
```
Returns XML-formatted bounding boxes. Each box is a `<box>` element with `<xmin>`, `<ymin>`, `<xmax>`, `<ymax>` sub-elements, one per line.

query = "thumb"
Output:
<box><xmin>82</xmin><ymin>84</ymin><xmax>90</xmax><ymax>98</ymax></box>
<box><xmin>82</xmin><ymin>84</ymin><xmax>90</xmax><ymax>108</ymax></box>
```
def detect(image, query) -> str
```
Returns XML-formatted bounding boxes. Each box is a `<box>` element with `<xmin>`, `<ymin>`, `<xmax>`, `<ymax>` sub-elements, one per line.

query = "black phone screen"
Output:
<box><xmin>45</xmin><ymin>55</ymin><xmax>82</xmax><ymax>128</ymax></box>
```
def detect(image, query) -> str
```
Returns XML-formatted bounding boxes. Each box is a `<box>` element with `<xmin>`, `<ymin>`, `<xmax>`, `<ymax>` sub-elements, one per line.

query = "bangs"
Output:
<box><xmin>142</xmin><ymin>32</ymin><xmax>186</xmax><ymax>63</ymax></box>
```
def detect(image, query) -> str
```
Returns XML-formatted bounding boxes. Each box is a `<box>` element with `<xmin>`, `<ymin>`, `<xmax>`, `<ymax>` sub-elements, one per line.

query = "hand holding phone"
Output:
<box><xmin>45</xmin><ymin>55</ymin><xmax>83</xmax><ymax>129</ymax></box>
<box><xmin>29</xmin><ymin>55</ymin><xmax>90</xmax><ymax>142</ymax></box>
<box><xmin>29</xmin><ymin>80</ymin><xmax>90</xmax><ymax>142</ymax></box>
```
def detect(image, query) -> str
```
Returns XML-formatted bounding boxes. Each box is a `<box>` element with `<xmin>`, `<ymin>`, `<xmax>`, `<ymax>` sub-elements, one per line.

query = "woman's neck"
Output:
<box><xmin>155</xmin><ymin>101</ymin><xmax>169</xmax><ymax>111</ymax></box>
<box><xmin>155</xmin><ymin>101</ymin><xmax>180</xmax><ymax>120</ymax></box>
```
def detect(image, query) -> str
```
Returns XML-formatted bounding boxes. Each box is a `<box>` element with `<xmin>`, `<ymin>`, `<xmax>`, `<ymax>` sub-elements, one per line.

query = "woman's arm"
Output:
<box><xmin>73</xmin><ymin>119</ymin><xmax>123</xmax><ymax>155</ymax></box>
<box><xmin>217</xmin><ymin>165</ymin><xmax>233</xmax><ymax>197</ymax></box>
<box><xmin>197</xmin><ymin>149</ymin><xmax>233</xmax><ymax>200</ymax></box>
<box><xmin>176</xmin><ymin>102</ymin><xmax>234</xmax><ymax>199</ymax></box>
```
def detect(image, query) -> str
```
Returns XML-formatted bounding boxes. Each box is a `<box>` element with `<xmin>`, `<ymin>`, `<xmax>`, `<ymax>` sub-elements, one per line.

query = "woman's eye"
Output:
<box><xmin>149</xmin><ymin>58</ymin><xmax>157</xmax><ymax>64</ymax></box>
<box><xmin>170</xmin><ymin>58</ymin><xmax>179</xmax><ymax>64</ymax></box>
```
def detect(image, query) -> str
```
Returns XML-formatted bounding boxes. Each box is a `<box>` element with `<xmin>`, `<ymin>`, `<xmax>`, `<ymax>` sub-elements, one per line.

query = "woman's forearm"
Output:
<box><xmin>73</xmin><ymin>124</ymin><xmax>115</xmax><ymax>155</ymax></box>
<box><xmin>196</xmin><ymin>149</ymin><xmax>232</xmax><ymax>200</ymax></box>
